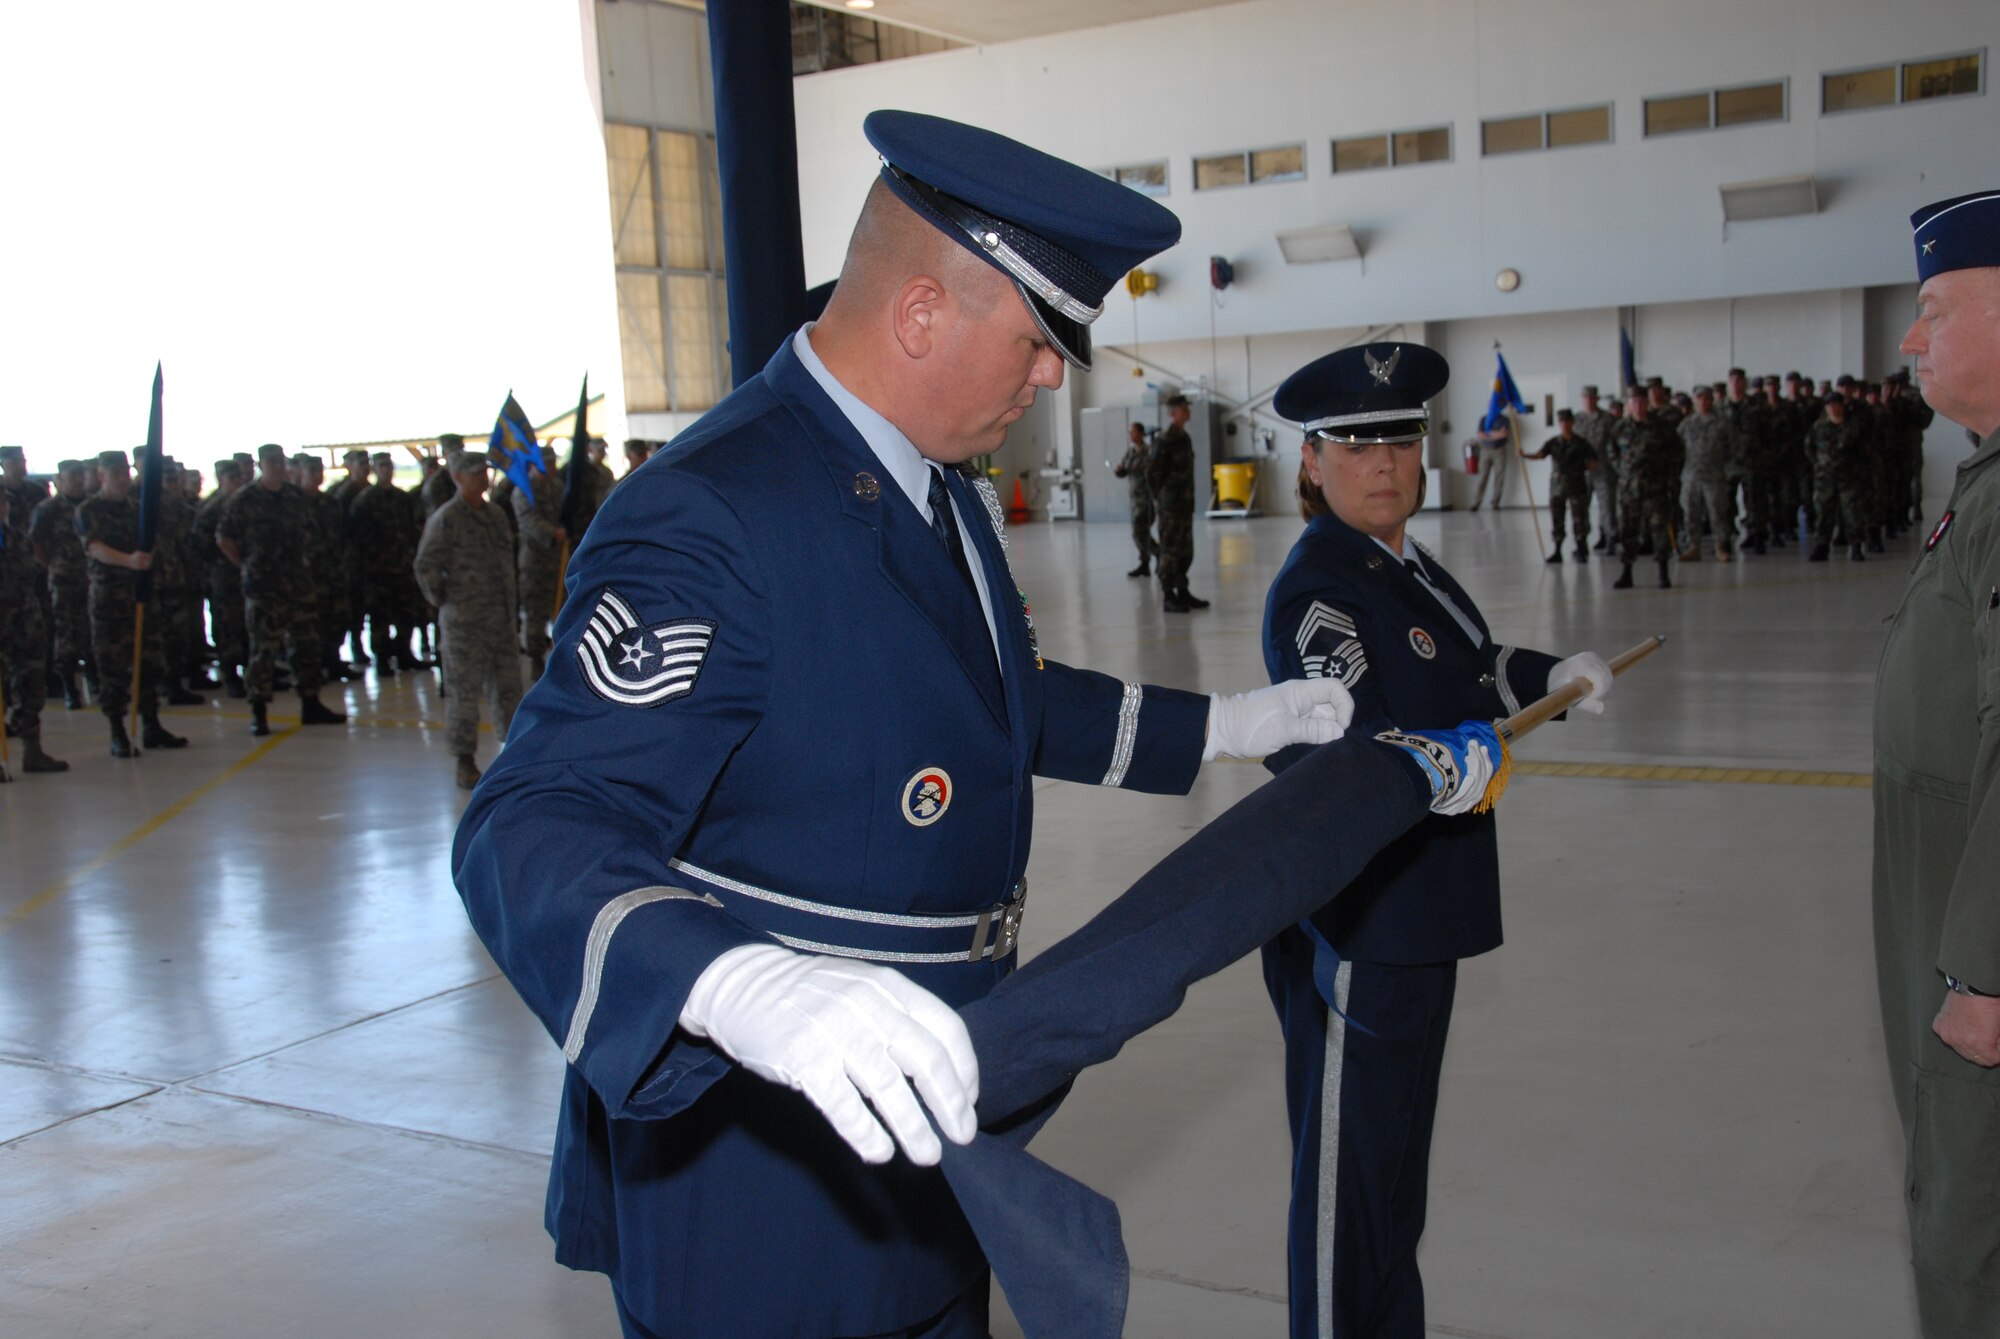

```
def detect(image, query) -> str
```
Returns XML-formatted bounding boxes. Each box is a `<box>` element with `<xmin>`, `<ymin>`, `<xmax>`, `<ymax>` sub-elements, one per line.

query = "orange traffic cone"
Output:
<box><xmin>1007</xmin><ymin>476</ymin><xmax>1030</xmax><ymax>524</ymax></box>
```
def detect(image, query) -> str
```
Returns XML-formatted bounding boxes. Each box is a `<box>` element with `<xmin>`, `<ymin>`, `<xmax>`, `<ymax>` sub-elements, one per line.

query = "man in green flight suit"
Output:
<box><xmin>1873</xmin><ymin>188</ymin><xmax>2000</xmax><ymax>1339</ymax></box>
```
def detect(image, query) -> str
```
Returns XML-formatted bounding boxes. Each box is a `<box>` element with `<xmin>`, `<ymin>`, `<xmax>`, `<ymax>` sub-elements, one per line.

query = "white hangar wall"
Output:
<box><xmin>790</xmin><ymin>0</ymin><xmax>1994</xmax><ymax>506</ymax></box>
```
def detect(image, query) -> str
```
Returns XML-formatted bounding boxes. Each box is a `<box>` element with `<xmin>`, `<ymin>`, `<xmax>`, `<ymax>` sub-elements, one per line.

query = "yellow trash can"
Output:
<box><xmin>1212</xmin><ymin>461</ymin><xmax>1256</xmax><ymax>510</ymax></box>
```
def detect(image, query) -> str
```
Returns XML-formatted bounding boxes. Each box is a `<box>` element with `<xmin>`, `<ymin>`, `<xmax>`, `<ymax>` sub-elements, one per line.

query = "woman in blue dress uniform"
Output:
<box><xmin>1258</xmin><ymin>345</ymin><xmax>1614</xmax><ymax>1338</ymax></box>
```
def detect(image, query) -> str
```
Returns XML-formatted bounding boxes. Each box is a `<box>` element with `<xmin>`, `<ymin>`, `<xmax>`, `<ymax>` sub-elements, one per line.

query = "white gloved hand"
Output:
<box><xmin>679</xmin><ymin>943</ymin><xmax>979</xmax><ymax>1166</ymax></box>
<box><xmin>1374</xmin><ymin>726</ymin><xmax>1497</xmax><ymax>816</ymax></box>
<box><xmin>1433</xmin><ymin>735</ymin><xmax>1495</xmax><ymax>815</ymax></box>
<box><xmin>1204</xmin><ymin>678</ymin><xmax>1355</xmax><ymax>761</ymax></box>
<box><xmin>1547</xmin><ymin>652</ymin><xmax>1613</xmax><ymax>717</ymax></box>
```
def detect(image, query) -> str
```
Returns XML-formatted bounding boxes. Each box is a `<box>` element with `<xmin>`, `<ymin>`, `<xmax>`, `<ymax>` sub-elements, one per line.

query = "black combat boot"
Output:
<box><xmin>62</xmin><ymin>671</ymin><xmax>82</xmax><ymax>710</ymax></box>
<box><xmin>1869</xmin><ymin>529</ymin><xmax>1886</xmax><ymax>554</ymax></box>
<box><xmin>1181</xmin><ymin>586</ymin><xmax>1210</xmax><ymax>609</ymax></box>
<box><xmin>1127</xmin><ymin>562</ymin><xmax>1149</xmax><ymax>578</ymax></box>
<box><xmin>224</xmin><ymin>666</ymin><xmax>246</xmax><ymax>699</ymax></box>
<box><xmin>108</xmin><ymin>717</ymin><xmax>137</xmax><ymax>758</ymax></box>
<box><xmin>1658</xmin><ymin>559</ymin><xmax>1673</xmax><ymax>590</ymax></box>
<box><xmin>1546</xmin><ymin>548</ymin><xmax>1563</xmax><ymax>564</ymax></box>
<box><xmin>1850</xmin><ymin>543</ymin><xmax>1866</xmax><ymax>562</ymax></box>
<box><xmin>455</xmin><ymin>754</ymin><xmax>482</xmax><ymax>790</ymax></box>
<box><xmin>21</xmin><ymin>741</ymin><xmax>68</xmax><ymax>773</ymax></box>
<box><xmin>1613</xmin><ymin>562</ymin><xmax>1635</xmax><ymax>590</ymax></box>
<box><xmin>1808</xmin><ymin>543</ymin><xmax>1830</xmax><ymax>562</ymax></box>
<box><xmin>1593</xmin><ymin>528</ymin><xmax>1609</xmax><ymax>552</ymax></box>
<box><xmin>1573</xmin><ymin>545</ymin><xmax>1588</xmax><ymax>564</ymax></box>
<box><xmin>299</xmin><ymin>694</ymin><xmax>346</xmax><ymax>726</ymax></box>
<box><xmin>1163</xmin><ymin>592</ymin><xmax>1191</xmax><ymax>613</ymax></box>
<box><xmin>142</xmin><ymin>715</ymin><xmax>188</xmax><ymax>749</ymax></box>
<box><xmin>251</xmin><ymin>701</ymin><xmax>271</xmax><ymax>737</ymax></box>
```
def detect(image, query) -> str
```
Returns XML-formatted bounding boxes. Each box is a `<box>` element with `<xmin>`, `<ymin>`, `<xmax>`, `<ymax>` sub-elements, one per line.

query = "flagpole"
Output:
<box><xmin>1510</xmin><ymin>410</ymin><xmax>1549</xmax><ymax>561</ymax></box>
<box><xmin>128</xmin><ymin>603</ymin><xmax>146</xmax><ymax>749</ymax></box>
<box><xmin>553</xmin><ymin>536</ymin><xmax>570</xmax><ymax>619</ymax></box>
<box><xmin>0</xmin><ymin>674</ymin><xmax>13</xmax><ymax>782</ymax></box>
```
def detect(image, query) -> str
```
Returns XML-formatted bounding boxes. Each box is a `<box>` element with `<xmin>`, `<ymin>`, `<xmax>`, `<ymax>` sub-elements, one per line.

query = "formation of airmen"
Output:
<box><xmin>0</xmin><ymin>434</ymin><xmax>622</xmax><ymax>782</ymax></box>
<box><xmin>1534</xmin><ymin>369</ymin><xmax>1934</xmax><ymax>588</ymax></box>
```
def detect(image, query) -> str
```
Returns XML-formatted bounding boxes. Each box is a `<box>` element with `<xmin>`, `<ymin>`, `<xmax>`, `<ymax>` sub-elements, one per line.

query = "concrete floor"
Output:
<box><xmin>0</xmin><ymin>506</ymin><xmax>1920</xmax><ymax>1338</ymax></box>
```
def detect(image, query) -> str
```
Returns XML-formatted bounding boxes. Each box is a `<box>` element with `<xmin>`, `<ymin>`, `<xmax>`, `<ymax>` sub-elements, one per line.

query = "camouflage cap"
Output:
<box><xmin>257</xmin><ymin>443</ymin><xmax>287</xmax><ymax>462</ymax></box>
<box><xmin>57</xmin><ymin>458</ymin><xmax>86</xmax><ymax>474</ymax></box>
<box><xmin>1556</xmin><ymin>407</ymin><xmax>1574</xmax><ymax>421</ymax></box>
<box><xmin>216</xmin><ymin>460</ymin><xmax>246</xmax><ymax>481</ymax></box>
<box><xmin>97</xmin><ymin>449</ymin><xmax>129</xmax><ymax>469</ymax></box>
<box><xmin>0</xmin><ymin>445</ymin><xmax>24</xmax><ymax>463</ymax></box>
<box><xmin>371</xmin><ymin>451</ymin><xmax>397</xmax><ymax>465</ymax></box>
<box><xmin>446</xmin><ymin>449</ymin><xmax>486</xmax><ymax>476</ymax></box>
<box><xmin>437</xmin><ymin>433</ymin><xmax>465</xmax><ymax>450</ymax></box>
<box><xmin>343</xmin><ymin>448</ymin><xmax>369</xmax><ymax>464</ymax></box>
<box><xmin>1580</xmin><ymin>384</ymin><xmax>1599</xmax><ymax>397</ymax></box>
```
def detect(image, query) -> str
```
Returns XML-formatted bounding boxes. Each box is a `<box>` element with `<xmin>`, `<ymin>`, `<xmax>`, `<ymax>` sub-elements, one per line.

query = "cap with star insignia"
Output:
<box><xmin>1913</xmin><ymin>191</ymin><xmax>2000</xmax><ymax>281</ymax></box>
<box><xmin>862</xmin><ymin>109</ymin><xmax>1182</xmax><ymax>372</ymax></box>
<box><xmin>1273</xmin><ymin>343</ymin><xmax>1450</xmax><ymax>444</ymax></box>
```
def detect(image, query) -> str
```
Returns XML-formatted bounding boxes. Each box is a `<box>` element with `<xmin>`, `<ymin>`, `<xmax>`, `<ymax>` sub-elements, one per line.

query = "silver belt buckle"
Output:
<box><xmin>992</xmin><ymin>883</ymin><xmax>1027</xmax><ymax>961</ymax></box>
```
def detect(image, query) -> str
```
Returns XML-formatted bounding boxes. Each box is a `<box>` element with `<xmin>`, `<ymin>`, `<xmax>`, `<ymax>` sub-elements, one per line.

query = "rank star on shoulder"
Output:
<box><xmin>619</xmin><ymin>638</ymin><xmax>655</xmax><ymax>670</ymax></box>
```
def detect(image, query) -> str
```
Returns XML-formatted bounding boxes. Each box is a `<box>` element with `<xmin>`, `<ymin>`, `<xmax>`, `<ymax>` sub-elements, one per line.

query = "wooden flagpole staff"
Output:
<box><xmin>1498</xmin><ymin>635</ymin><xmax>1665</xmax><ymax>742</ymax></box>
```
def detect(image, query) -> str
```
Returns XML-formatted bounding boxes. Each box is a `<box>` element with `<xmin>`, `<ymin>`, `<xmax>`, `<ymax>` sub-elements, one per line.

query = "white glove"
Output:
<box><xmin>1547</xmin><ymin>652</ymin><xmax>1613</xmax><ymax>717</ymax></box>
<box><xmin>1375</xmin><ymin>726</ymin><xmax>1497</xmax><ymax>816</ymax></box>
<box><xmin>679</xmin><ymin>943</ymin><xmax>979</xmax><ymax>1166</ymax></box>
<box><xmin>1433</xmin><ymin>736</ymin><xmax>1495</xmax><ymax>815</ymax></box>
<box><xmin>1204</xmin><ymin>678</ymin><xmax>1355</xmax><ymax>761</ymax></box>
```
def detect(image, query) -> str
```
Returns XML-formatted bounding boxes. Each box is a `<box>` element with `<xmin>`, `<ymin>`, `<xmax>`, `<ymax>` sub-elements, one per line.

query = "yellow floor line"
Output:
<box><xmin>1513</xmin><ymin>759</ymin><xmax>1869</xmax><ymax>788</ymax></box>
<box><xmin>2</xmin><ymin>727</ymin><xmax>301</xmax><ymax>934</ymax></box>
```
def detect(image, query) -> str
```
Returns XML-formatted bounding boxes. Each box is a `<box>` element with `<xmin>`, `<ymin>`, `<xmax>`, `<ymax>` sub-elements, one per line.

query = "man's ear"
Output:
<box><xmin>891</xmin><ymin>275</ymin><xmax>944</xmax><ymax>360</ymax></box>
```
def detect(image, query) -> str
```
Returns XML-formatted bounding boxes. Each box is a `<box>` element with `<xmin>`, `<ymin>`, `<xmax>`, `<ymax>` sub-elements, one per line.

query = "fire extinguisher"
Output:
<box><xmin>1463</xmin><ymin>438</ymin><xmax>1479</xmax><ymax>475</ymax></box>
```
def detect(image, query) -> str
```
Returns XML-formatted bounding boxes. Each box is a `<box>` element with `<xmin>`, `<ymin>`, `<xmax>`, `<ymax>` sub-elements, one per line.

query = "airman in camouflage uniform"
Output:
<box><xmin>75</xmin><ymin>450</ymin><xmax>186</xmax><ymax>757</ymax></box>
<box><xmin>1144</xmin><ymin>394</ymin><xmax>1207</xmax><ymax>613</ymax></box>
<box><xmin>1808</xmin><ymin>394</ymin><xmax>1868</xmax><ymax>562</ymax></box>
<box><xmin>1613</xmin><ymin>388</ymin><xmax>1677</xmax><ymax>590</ymax></box>
<box><xmin>351</xmin><ymin>452</ymin><xmax>427</xmax><ymax>672</ymax></box>
<box><xmin>217</xmin><ymin>444</ymin><xmax>347</xmax><ymax>736</ymax></box>
<box><xmin>1678</xmin><ymin>387</ymin><xmax>1736</xmax><ymax>561</ymax></box>
<box><xmin>510</xmin><ymin>444</ymin><xmax>567</xmax><ymax>679</ymax></box>
<box><xmin>30</xmin><ymin>460</ymin><xmax>93</xmax><ymax>707</ymax></box>
<box><xmin>1523</xmin><ymin>408</ymin><xmax>1597</xmax><ymax>562</ymax></box>
<box><xmin>1716</xmin><ymin>370</ymin><xmax>1765</xmax><ymax>553</ymax></box>
<box><xmin>327</xmin><ymin>449</ymin><xmax>373</xmax><ymax>666</ymax></box>
<box><xmin>1885</xmin><ymin>370</ymin><xmax>1936</xmax><ymax>526</ymax></box>
<box><xmin>1</xmin><ymin>510</ymin><xmax>67</xmax><ymax>775</ymax></box>
<box><xmin>1573</xmin><ymin>386</ymin><xmax>1619</xmax><ymax>550</ymax></box>
<box><xmin>414</xmin><ymin>453</ymin><xmax>522</xmax><ymax>789</ymax></box>
<box><xmin>1</xmin><ymin>447</ymin><xmax>53</xmax><ymax>693</ymax></box>
<box><xmin>1112</xmin><ymin>421</ymin><xmax>1156</xmax><ymax>578</ymax></box>
<box><xmin>194</xmin><ymin>460</ymin><xmax>249</xmax><ymax>697</ymax></box>
<box><xmin>150</xmin><ymin>459</ymin><xmax>205</xmax><ymax>703</ymax></box>
<box><xmin>293</xmin><ymin>454</ymin><xmax>353</xmax><ymax>685</ymax></box>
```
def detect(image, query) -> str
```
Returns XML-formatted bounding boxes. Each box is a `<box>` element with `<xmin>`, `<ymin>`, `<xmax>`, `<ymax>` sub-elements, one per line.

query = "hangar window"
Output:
<box><xmin>1194</xmin><ymin>144</ymin><xmax>1305</xmax><ymax>190</ymax></box>
<box><xmin>1392</xmin><ymin>126</ymin><xmax>1452</xmax><ymax>165</ymax></box>
<box><xmin>1904</xmin><ymin>52</ymin><xmax>1983</xmax><ymax>103</ymax></box>
<box><xmin>604</xmin><ymin>123</ymin><xmax>728</xmax><ymax>416</ymax></box>
<box><xmin>1645</xmin><ymin>81</ymin><xmax>1787</xmax><ymax>136</ymax></box>
<box><xmin>1109</xmin><ymin>161</ymin><xmax>1170</xmax><ymax>196</ymax></box>
<box><xmin>1332</xmin><ymin>126</ymin><xmax>1450</xmax><ymax>174</ymax></box>
<box><xmin>1483</xmin><ymin>105</ymin><xmax>1613</xmax><ymax>155</ymax></box>
<box><xmin>1331</xmin><ymin>134</ymin><xmax>1390</xmax><ymax>174</ymax></box>
<box><xmin>1824</xmin><ymin>51</ymin><xmax>1983</xmax><ymax>113</ymax></box>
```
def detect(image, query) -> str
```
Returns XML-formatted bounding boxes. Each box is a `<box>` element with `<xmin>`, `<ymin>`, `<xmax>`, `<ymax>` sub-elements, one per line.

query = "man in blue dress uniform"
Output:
<box><xmin>454</xmin><ymin>109</ymin><xmax>1352</xmax><ymax>1339</ymax></box>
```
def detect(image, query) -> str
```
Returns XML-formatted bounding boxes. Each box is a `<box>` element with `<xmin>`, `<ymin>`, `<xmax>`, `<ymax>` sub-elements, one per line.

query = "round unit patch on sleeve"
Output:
<box><xmin>901</xmin><ymin>768</ymin><xmax>953</xmax><ymax>826</ymax></box>
<box><xmin>577</xmin><ymin>588</ymin><xmax>717</xmax><ymax>708</ymax></box>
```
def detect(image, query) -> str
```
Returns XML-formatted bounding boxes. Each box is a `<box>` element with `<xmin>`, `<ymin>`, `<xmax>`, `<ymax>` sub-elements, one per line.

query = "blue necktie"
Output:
<box><xmin>928</xmin><ymin>466</ymin><xmax>978</xmax><ymax>597</ymax></box>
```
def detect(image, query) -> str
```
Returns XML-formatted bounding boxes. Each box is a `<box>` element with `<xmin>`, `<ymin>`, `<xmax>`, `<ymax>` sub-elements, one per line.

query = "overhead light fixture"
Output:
<box><xmin>846</xmin><ymin>0</ymin><xmax>876</xmax><ymax>8</ymax></box>
<box><xmin>1718</xmin><ymin>174</ymin><xmax>1819</xmax><ymax>223</ymax></box>
<box><xmin>1276</xmin><ymin>224</ymin><xmax>1362</xmax><ymax>265</ymax></box>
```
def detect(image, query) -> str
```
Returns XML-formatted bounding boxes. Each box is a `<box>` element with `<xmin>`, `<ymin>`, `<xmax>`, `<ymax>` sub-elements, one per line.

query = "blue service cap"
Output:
<box><xmin>863</xmin><ymin>109</ymin><xmax>1182</xmax><ymax>371</ymax></box>
<box><xmin>1273</xmin><ymin>343</ymin><xmax>1451</xmax><ymax>443</ymax></box>
<box><xmin>1912</xmin><ymin>190</ymin><xmax>2000</xmax><ymax>281</ymax></box>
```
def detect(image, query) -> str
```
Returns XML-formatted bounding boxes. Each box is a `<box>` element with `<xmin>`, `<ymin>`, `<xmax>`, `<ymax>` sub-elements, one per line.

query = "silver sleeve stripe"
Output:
<box><xmin>1495</xmin><ymin>645</ymin><xmax>1522</xmax><ymax>715</ymax></box>
<box><xmin>1100</xmin><ymin>682</ymin><xmax>1144</xmax><ymax>788</ymax></box>
<box><xmin>667</xmin><ymin>858</ymin><xmax>988</xmax><ymax>929</ymax></box>
<box><xmin>561</xmin><ymin>886</ymin><xmax>720</xmax><ymax>1063</ymax></box>
<box><xmin>1295</xmin><ymin>601</ymin><xmax>1358</xmax><ymax>657</ymax></box>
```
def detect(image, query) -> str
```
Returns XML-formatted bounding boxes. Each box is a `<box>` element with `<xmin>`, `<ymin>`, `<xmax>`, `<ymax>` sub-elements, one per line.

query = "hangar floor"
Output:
<box><xmin>1</xmin><ymin>506</ymin><xmax>1920</xmax><ymax>1338</ymax></box>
